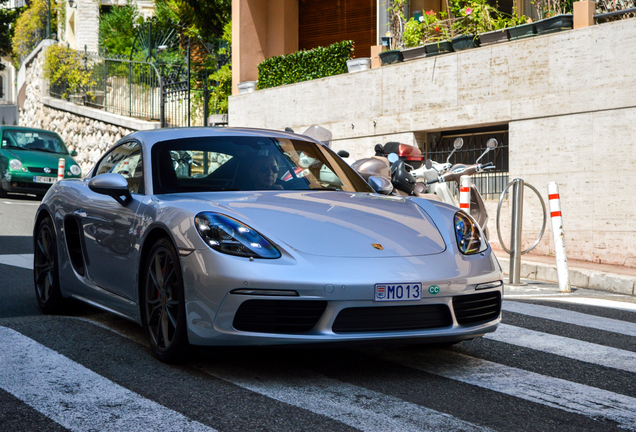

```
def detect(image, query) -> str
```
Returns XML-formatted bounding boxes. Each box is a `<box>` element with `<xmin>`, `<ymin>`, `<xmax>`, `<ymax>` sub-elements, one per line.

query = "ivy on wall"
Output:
<box><xmin>257</xmin><ymin>40</ymin><xmax>354</xmax><ymax>90</ymax></box>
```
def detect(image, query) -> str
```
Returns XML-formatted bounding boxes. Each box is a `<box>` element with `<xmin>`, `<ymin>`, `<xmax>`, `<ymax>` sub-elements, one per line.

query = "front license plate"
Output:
<box><xmin>33</xmin><ymin>176</ymin><xmax>56</xmax><ymax>184</ymax></box>
<box><xmin>375</xmin><ymin>283</ymin><xmax>422</xmax><ymax>302</ymax></box>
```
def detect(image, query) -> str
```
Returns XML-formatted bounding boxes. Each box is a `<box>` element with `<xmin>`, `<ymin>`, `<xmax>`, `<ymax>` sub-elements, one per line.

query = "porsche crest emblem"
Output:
<box><xmin>371</xmin><ymin>243</ymin><xmax>384</xmax><ymax>250</ymax></box>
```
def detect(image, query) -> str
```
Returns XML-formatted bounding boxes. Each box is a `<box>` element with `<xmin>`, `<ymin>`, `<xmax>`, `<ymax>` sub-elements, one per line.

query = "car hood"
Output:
<box><xmin>3</xmin><ymin>149</ymin><xmax>75</xmax><ymax>168</ymax></box>
<box><xmin>172</xmin><ymin>191</ymin><xmax>447</xmax><ymax>258</ymax></box>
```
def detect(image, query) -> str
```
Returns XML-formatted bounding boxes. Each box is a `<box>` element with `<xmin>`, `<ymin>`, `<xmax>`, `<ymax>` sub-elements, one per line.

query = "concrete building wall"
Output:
<box><xmin>228</xmin><ymin>18</ymin><xmax>636</xmax><ymax>267</ymax></box>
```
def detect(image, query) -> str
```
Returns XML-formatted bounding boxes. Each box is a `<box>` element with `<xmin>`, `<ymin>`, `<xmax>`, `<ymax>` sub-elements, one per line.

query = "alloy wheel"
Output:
<box><xmin>143</xmin><ymin>241</ymin><xmax>186</xmax><ymax>357</ymax></box>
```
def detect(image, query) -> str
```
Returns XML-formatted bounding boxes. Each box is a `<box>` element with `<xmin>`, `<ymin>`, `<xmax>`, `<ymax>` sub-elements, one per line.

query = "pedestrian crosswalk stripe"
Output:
<box><xmin>505</xmin><ymin>297</ymin><xmax>636</xmax><ymax>313</ymax></box>
<box><xmin>0</xmin><ymin>253</ymin><xmax>33</xmax><ymax>270</ymax></box>
<box><xmin>0</xmin><ymin>326</ymin><xmax>215</xmax><ymax>432</ymax></box>
<box><xmin>486</xmin><ymin>324</ymin><xmax>636</xmax><ymax>372</ymax></box>
<box><xmin>374</xmin><ymin>347</ymin><xmax>636</xmax><ymax>430</ymax></box>
<box><xmin>503</xmin><ymin>301</ymin><xmax>636</xmax><ymax>337</ymax></box>
<box><xmin>196</xmin><ymin>363</ymin><xmax>492</xmax><ymax>432</ymax></box>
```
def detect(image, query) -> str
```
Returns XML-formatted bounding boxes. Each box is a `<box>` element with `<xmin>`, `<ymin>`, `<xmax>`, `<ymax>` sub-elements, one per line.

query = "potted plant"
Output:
<box><xmin>379</xmin><ymin>50</ymin><xmax>404</xmax><ymax>65</ymax></box>
<box><xmin>535</xmin><ymin>14</ymin><xmax>573</xmax><ymax>34</ymax></box>
<box><xmin>420</xmin><ymin>12</ymin><xmax>454</xmax><ymax>56</ymax></box>
<box><xmin>532</xmin><ymin>0</ymin><xmax>574</xmax><ymax>34</ymax></box>
<box><xmin>401</xmin><ymin>17</ymin><xmax>427</xmax><ymax>60</ymax></box>
<box><xmin>508</xmin><ymin>21</ymin><xmax>537</xmax><ymax>39</ymax></box>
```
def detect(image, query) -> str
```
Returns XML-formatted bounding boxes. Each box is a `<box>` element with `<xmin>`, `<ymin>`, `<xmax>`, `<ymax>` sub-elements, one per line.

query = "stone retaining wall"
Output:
<box><xmin>19</xmin><ymin>45</ymin><xmax>158</xmax><ymax>176</ymax></box>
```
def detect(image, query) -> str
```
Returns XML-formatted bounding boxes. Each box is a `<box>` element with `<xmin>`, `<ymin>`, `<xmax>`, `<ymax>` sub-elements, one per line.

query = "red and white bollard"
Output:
<box><xmin>459</xmin><ymin>175</ymin><xmax>471</xmax><ymax>213</ymax></box>
<box><xmin>57</xmin><ymin>158</ymin><xmax>65</xmax><ymax>182</ymax></box>
<box><xmin>547</xmin><ymin>182</ymin><xmax>571</xmax><ymax>293</ymax></box>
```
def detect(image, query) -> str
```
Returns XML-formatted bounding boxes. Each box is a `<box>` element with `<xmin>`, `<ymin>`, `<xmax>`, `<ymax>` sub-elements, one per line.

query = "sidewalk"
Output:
<box><xmin>494</xmin><ymin>251</ymin><xmax>636</xmax><ymax>296</ymax></box>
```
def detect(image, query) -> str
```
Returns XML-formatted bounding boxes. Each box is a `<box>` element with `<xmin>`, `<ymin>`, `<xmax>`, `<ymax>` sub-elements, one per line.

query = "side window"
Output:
<box><xmin>94</xmin><ymin>142</ymin><xmax>144</xmax><ymax>194</ymax></box>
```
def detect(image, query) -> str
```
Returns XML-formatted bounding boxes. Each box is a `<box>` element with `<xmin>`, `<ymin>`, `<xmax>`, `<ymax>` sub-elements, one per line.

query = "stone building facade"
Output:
<box><xmin>229</xmin><ymin>18</ymin><xmax>636</xmax><ymax>268</ymax></box>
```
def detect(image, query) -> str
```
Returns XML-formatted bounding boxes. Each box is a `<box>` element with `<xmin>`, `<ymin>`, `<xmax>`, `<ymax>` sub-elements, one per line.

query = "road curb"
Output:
<box><xmin>496</xmin><ymin>256</ymin><xmax>636</xmax><ymax>296</ymax></box>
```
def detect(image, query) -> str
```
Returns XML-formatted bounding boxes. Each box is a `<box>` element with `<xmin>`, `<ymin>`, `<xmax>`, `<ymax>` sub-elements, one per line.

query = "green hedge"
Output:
<box><xmin>257</xmin><ymin>40</ymin><xmax>354</xmax><ymax>90</ymax></box>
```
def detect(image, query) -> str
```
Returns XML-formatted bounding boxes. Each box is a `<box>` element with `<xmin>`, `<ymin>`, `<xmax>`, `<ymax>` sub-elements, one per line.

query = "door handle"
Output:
<box><xmin>74</xmin><ymin>210</ymin><xmax>87</xmax><ymax>218</ymax></box>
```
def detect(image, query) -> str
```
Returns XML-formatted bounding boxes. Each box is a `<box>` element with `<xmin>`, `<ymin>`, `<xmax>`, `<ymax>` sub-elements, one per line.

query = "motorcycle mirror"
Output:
<box><xmin>425</xmin><ymin>159</ymin><xmax>433</xmax><ymax>170</ymax></box>
<box><xmin>337</xmin><ymin>150</ymin><xmax>350</xmax><ymax>158</ymax></box>
<box><xmin>453</xmin><ymin>137</ymin><xmax>464</xmax><ymax>149</ymax></box>
<box><xmin>475</xmin><ymin>138</ymin><xmax>498</xmax><ymax>164</ymax></box>
<box><xmin>374</xmin><ymin>143</ymin><xmax>385</xmax><ymax>156</ymax></box>
<box><xmin>387</xmin><ymin>153</ymin><xmax>399</xmax><ymax>164</ymax></box>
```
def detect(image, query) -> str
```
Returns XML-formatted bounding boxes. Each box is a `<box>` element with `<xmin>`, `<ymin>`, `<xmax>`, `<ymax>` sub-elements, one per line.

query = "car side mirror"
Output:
<box><xmin>368</xmin><ymin>176</ymin><xmax>393</xmax><ymax>195</ymax></box>
<box><xmin>88</xmin><ymin>173</ymin><xmax>133</xmax><ymax>206</ymax></box>
<box><xmin>70</xmin><ymin>150</ymin><xmax>78</xmax><ymax>157</ymax></box>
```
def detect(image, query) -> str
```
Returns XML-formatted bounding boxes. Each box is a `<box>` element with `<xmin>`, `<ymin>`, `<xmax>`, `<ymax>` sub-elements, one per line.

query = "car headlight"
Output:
<box><xmin>9</xmin><ymin>159</ymin><xmax>22</xmax><ymax>171</ymax></box>
<box><xmin>70</xmin><ymin>164</ymin><xmax>81</xmax><ymax>176</ymax></box>
<box><xmin>454</xmin><ymin>211</ymin><xmax>486</xmax><ymax>255</ymax></box>
<box><xmin>194</xmin><ymin>212</ymin><xmax>281</xmax><ymax>259</ymax></box>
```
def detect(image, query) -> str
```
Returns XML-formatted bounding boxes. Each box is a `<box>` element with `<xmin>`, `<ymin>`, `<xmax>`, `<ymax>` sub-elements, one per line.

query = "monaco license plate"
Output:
<box><xmin>33</xmin><ymin>176</ymin><xmax>56</xmax><ymax>184</ymax></box>
<box><xmin>375</xmin><ymin>283</ymin><xmax>422</xmax><ymax>302</ymax></box>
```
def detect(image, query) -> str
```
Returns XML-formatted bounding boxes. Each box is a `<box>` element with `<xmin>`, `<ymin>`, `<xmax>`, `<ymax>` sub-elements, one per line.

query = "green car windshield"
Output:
<box><xmin>1</xmin><ymin>129</ymin><xmax>69</xmax><ymax>154</ymax></box>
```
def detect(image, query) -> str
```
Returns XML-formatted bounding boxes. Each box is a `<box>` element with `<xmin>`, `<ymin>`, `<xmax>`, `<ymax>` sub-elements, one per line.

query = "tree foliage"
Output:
<box><xmin>0</xmin><ymin>0</ymin><xmax>24</xmax><ymax>70</ymax></box>
<box><xmin>12</xmin><ymin>0</ymin><xmax>57</xmax><ymax>67</ymax></box>
<box><xmin>153</xmin><ymin>0</ymin><xmax>230</xmax><ymax>41</ymax></box>
<box><xmin>43</xmin><ymin>43</ymin><xmax>95</xmax><ymax>98</ymax></box>
<box><xmin>98</xmin><ymin>0</ymin><xmax>143</xmax><ymax>56</ymax></box>
<box><xmin>207</xmin><ymin>21</ymin><xmax>231</xmax><ymax>114</ymax></box>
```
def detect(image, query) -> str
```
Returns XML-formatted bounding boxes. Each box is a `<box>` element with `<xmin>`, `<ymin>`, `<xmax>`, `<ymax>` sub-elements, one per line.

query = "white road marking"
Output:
<box><xmin>0</xmin><ymin>253</ymin><xmax>33</xmax><ymax>270</ymax></box>
<box><xmin>0</xmin><ymin>326</ymin><xmax>216</xmax><ymax>432</ymax></box>
<box><xmin>503</xmin><ymin>301</ymin><xmax>636</xmax><ymax>337</ymax></box>
<box><xmin>376</xmin><ymin>348</ymin><xmax>636</xmax><ymax>430</ymax></box>
<box><xmin>486</xmin><ymin>324</ymin><xmax>636</xmax><ymax>372</ymax></box>
<box><xmin>505</xmin><ymin>296</ymin><xmax>636</xmax><ymax>312</ymax></box>
<box><xmin>2</xmin><ymin>200</ymin><xmax>39</xmax><ymax>205</ymax></box>
<box><xmin>197</xmin><ymin>364</ymin><xmax>492</xmax><ymax>432</ymax></box>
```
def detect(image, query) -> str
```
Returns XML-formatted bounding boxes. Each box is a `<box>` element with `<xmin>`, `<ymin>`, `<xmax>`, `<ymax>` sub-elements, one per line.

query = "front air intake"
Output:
<box><xmin>233</xmin><ymin>299</ymin><xmax>327</xmax><ymax>334</ymax></box>
<box><xmin>453</xmin><ymin>291</ymin><xmax>501</xmax><ymax>325</ymax></box>
<box><xmin>332</xmin><ymin>304</ymin><xmax>453</xmax><ymax>333</ymax></box>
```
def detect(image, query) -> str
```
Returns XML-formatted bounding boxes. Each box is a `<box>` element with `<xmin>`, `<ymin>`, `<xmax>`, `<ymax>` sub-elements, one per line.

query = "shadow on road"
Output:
<box><xmin>0</xmin><ymin>235</ymin><xmax>33</xmax><ymax>255</ymax></box>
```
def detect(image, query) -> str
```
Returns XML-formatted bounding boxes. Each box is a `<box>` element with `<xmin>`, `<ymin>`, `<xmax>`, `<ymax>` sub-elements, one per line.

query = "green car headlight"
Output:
<box><xmin>70</xmin><ymin>164</ymin><xmax>81</xmax><ymax>176</ymax></box>
<box><xmin>454</xmin><ymin>211</ymin><xmax>485</xmax><ymax>255</ymax></box>
<box><xmin>195</xmin><ymin>212</ymin><xmax>281</xmax><ymax>259</ymax></box>
<box><xmin>9</xmin><ymin>159</ymin><xmax>22</xmax><ymax>171</ymax></box>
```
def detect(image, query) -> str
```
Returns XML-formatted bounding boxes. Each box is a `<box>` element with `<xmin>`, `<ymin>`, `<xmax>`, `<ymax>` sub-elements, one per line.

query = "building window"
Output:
<box><xmin>0</xmin><ymin>75</ymin><xmax>5</xmax><ymax>100</ymax></box>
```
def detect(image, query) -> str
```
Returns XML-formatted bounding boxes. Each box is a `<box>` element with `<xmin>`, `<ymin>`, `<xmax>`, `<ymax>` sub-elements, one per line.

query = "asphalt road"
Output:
<box><xmin>0</xmin><ymin>194</ymin><xmax>635</xmax><ymax>431</ymax></box>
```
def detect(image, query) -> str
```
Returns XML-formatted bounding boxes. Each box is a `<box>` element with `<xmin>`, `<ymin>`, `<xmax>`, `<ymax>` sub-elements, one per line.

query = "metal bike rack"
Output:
<box><xmin>496</xmin><ymin>178</ymin><xmax>547</xmax><ymax>285</ymax></box>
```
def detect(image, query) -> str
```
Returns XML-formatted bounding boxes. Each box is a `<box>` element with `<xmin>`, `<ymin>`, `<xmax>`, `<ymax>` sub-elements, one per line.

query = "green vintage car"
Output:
<box><xmin>0</xmin><ymin>126</ymin><xmax>82</xmax><ymax>198</ymax></box>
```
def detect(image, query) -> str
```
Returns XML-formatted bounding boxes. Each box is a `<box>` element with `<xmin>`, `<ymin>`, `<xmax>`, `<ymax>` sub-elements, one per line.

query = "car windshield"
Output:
<box><xmin>151</xmin><ymin>136</ymin><xmax>373</xmax><ymax>194</ymax></box>
<box><xmin>1</xmin><ymin>129</ymin><xmax>69</xmax><ymax>154</ymax></box>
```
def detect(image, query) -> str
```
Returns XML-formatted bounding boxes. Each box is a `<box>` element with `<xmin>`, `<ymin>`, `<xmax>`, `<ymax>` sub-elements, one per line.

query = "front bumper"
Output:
<box><xmin>182</xmin><ymin>244</ymin><xmax>503</xmax><ymax>346</ymax></box>
<box><xmin>2</xmin><ymin>172</ymin><xmax>80</xmax><ymax>195</ymax></box>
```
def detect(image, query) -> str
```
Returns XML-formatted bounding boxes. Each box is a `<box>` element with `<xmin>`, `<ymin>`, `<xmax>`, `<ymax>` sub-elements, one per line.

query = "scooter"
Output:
<box><xmin>351</xmin><ymin>147</ymin><xmax>440</xmax><ymax>201</ymax></box>
<box><xmin>412</xmin><ymin>138</ymin><xmax>498</xmax><ymax>237</ymax></box>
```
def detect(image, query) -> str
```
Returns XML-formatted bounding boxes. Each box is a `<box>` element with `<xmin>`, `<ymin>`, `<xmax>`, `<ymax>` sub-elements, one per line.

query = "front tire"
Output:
<box><xmin>34</xmin><ymin>216</ymin><xmax>66</xmax><ymax>313</ymax></box>
<box><xmin>141</xmin><ymin>238</ymin><xmax>189</xmax><ymax>362</ymax></box>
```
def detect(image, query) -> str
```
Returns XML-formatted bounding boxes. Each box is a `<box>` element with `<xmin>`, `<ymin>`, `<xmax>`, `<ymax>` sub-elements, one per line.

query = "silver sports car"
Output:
<box><xmin>34</xmin><ymin>127</ymin><xmax>503</xmax><ymax>362</ymax></box>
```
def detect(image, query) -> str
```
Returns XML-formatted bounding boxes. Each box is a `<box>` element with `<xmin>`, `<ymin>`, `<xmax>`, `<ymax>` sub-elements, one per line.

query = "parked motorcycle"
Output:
<box><xmin>411</xmin><ymin>137</ymin><xmax>498</xmax><ymax>237</ymax></box>
<box><xmin>351</xmin><ymin>144</ymin><xmax>439</xmax><ymax>201</ymax></box>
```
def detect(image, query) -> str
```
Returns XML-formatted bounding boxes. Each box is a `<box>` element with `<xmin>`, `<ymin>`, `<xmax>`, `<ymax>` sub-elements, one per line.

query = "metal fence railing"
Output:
<box><xmin>426</xmin><ymin>130</ymin><xmax>509</xmax><ymax>200</ymax></box>
<box><xmin>48</xmin><ymin>47</ymin><xmax>227</xmax><ymax>128</ymax></box>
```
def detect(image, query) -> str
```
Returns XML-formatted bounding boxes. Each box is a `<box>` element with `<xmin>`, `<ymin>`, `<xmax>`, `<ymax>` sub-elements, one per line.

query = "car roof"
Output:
<box><xmin>125</xmin><ymin>127</ymin><xmax>318</xmax><ymax>148</ymax></box>
<box><xmin>0</xmin><ymin>126</ymin><xmax>62</xmax><ymax>134</ymax></box>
